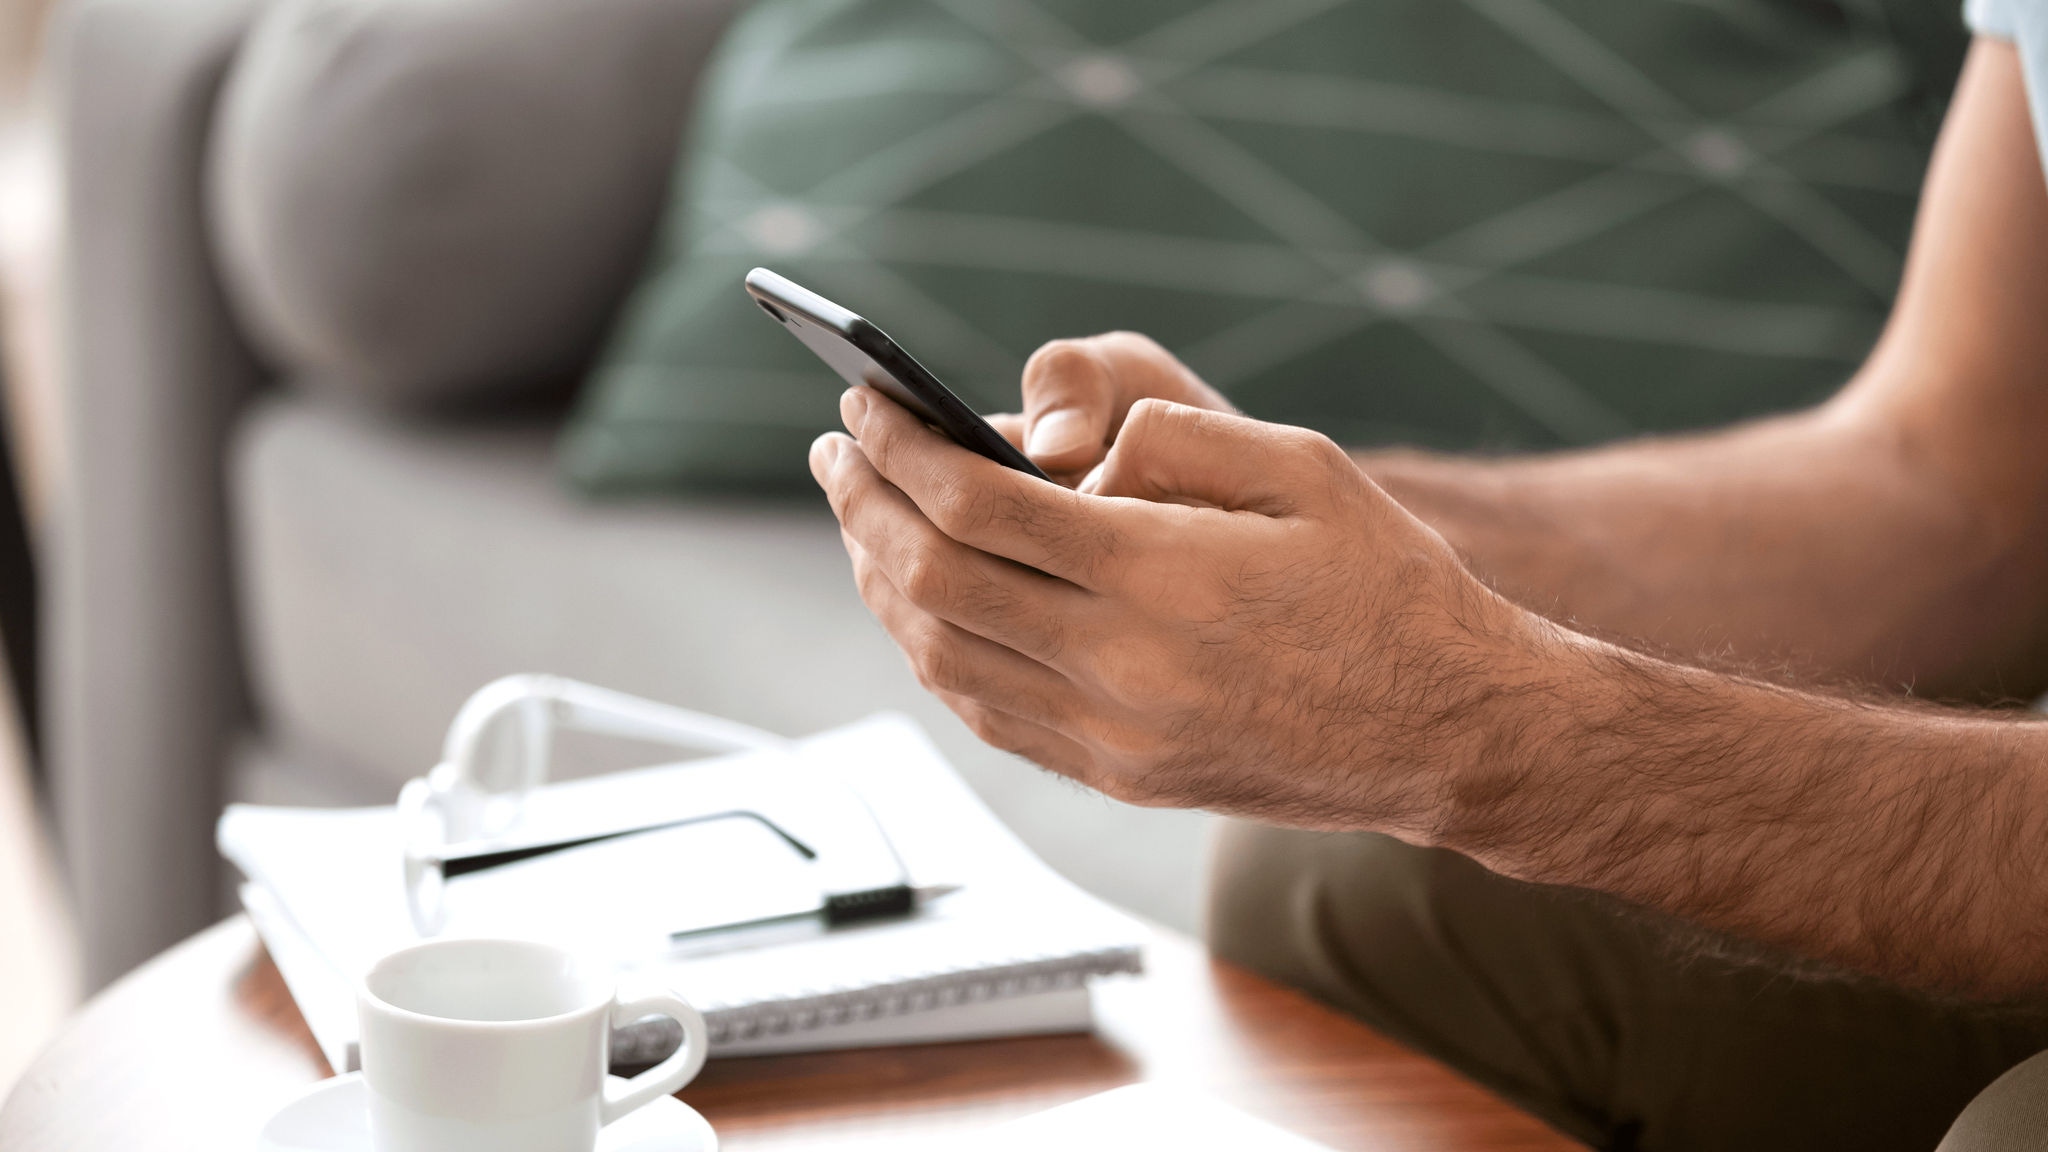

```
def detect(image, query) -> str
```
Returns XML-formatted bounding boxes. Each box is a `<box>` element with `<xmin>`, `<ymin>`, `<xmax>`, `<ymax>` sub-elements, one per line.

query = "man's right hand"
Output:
<box><xmin>988</xmin><ymin>332</ymin><xmax>1237</xmax><ymax>489</ymax></box>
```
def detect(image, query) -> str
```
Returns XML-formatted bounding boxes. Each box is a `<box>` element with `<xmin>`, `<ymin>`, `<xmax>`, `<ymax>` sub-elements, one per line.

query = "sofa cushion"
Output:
<box><xmin>562</xmin><ymin>0</ymin><xmax>1963</xmax><ymax>494</ymax></box>
<box><xmin>227</xmin><ymin>395</ymin><xmax>1209</xmax><ymax>928</ymax></box>
<box><xmin>208</xmin><ymin>0</ymin><xmax>741</xmax><ymax>409</ymax></box>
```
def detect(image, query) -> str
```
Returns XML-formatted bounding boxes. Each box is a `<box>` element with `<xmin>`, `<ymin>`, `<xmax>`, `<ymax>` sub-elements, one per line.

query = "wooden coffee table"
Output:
<box><xmin>0</xmin><ymin>918</ymin><xmax>1580</xmax><ymax>1151</ymax></box>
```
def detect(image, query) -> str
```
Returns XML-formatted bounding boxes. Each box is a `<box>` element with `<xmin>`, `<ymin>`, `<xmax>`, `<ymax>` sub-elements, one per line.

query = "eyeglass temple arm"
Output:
<box><xmin>438</xmin><ymin>675</ymin><xmax>792</xmax><ymax>800</ymax></box>
<box><xmin>435</xmin><ymin>810</ymin><xmax>819</xmax><ymax>879</ymax></box>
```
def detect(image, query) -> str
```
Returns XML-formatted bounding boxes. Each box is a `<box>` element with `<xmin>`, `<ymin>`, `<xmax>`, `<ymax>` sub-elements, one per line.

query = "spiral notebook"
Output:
<box><xmin>219</xmin><ymin>714</ymin><xmax>1146</xmax><ymax>1073</ymax></box>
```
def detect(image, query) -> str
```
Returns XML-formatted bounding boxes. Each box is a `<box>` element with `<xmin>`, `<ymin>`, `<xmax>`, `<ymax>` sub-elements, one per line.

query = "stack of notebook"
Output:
<box><xmin>219</xmin><ymin>714</ymin><xmax>1146</xmax><ymax>1073</ymax></box>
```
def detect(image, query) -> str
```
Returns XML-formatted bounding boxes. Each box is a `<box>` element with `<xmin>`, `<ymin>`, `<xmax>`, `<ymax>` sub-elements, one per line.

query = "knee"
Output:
<box><xmin>1937</xmin><ymin>1049</ymin><xmax>2048</xmax><ymax>1152</ymax></box>
<box><xmin>1205</xmin><ymin>820</ymin><xmax>1443</xmax><ymax>1013</ymax></box>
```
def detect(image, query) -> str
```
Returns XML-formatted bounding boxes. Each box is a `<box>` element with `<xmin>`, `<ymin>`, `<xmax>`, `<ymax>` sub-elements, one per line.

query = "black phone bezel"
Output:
<box><xmin>744</xmin><ymin>268</ymin><xmax>1052</xmax><ymax>482</ymax></box>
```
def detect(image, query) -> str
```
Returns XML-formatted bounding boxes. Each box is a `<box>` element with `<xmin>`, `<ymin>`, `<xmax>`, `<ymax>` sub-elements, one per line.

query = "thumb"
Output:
<box><xmin>1020</xmin><ymin>332</ymin><xmax>1230</xmax><ymax>475</ymax></box>
<box><xmin>1019</xmin><ymin>338</ymin><xmax>1120</xmax><ymax>474</ymax></box>
<box><xmin>1085</xmin><ymin>400</ymin><xmax>1356</xmax><ymax>516</ymax></box>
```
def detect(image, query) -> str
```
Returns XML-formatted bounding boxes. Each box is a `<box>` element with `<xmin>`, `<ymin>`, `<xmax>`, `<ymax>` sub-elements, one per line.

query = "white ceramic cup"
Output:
<box><xmin>358</xmin><ymin>938</ymin><xmax>708</xmax><ymax>1152</ymax></box>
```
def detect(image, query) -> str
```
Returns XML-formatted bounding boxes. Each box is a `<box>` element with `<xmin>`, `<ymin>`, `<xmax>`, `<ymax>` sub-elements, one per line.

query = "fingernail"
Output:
<box><xmin>808</xmin><ymin>434</ymin><xmax>843</xmax><ymax>481</ymax></box>
<box><xmin>1027</xmin><ymin>409</ymin><xmax>1090</xmax><ymax>458</ymax></box>
<box><xmin>841</xmin><ymin>388</ymin><xmax>871</xmax><ymax>434</ymax></box>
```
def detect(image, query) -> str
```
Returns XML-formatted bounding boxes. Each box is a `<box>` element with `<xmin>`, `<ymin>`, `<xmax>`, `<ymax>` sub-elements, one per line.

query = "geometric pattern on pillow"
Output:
<box><xmin>565</xmin><ymin>0</ymin><xmax>1962</xmax><ymax>493</ymax></box>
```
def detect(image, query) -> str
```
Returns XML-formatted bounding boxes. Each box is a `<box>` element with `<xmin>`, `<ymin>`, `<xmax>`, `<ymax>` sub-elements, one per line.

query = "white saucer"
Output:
<box><xmin>257</xmin><ymin>1073</ymin><xmax>718</xmax><ymax>1152</ymax></box>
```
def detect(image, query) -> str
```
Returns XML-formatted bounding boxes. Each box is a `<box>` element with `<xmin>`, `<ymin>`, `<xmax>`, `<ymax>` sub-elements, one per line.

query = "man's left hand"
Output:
<box><xmin>810</xmin><ymin>387</ymin><xmax>1540</xmax><ymax>832</ymax></box>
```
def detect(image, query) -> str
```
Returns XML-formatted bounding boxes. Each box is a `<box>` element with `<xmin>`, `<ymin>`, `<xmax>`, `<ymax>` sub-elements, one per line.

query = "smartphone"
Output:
<box><xmin>744</xmin><ymin>268</ymin><xmax>1052</xmax><ymax>482</ymax></box>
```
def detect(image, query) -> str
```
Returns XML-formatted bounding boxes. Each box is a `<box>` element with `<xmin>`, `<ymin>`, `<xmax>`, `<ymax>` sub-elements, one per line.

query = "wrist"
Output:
<box><xmin>1419</xmin><ymin>605</ymin><xmax>1593</xmax><ymax>864</ymax></box>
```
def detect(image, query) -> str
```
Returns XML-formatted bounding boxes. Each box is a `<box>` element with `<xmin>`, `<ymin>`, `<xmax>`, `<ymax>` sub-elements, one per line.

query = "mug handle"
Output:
<box><xmin>601</xmin><ymin>986</ymin><xmax>709</xmax><ymax>1126</ymax></box>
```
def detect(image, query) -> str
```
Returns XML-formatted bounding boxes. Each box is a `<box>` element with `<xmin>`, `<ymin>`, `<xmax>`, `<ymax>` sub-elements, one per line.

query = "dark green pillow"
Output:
<box><xmin>563</xmin><ymin>0</ymin><xmax>1962</xmax><ymax>494</ymax></box>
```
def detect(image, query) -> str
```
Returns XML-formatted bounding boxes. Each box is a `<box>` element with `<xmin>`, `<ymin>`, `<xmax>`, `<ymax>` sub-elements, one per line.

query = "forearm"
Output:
<box><xmin>1355</xmin><ymin>402</ymin><xmax>2048</xmax><ymax>700</ymax></box>
<box><xmin>1353</xmin><ymin>40</ymin><xmax>2048</xmax><ymax>700</ymax></box>
<box><xmin>1437</xmin><ymin>616</ymin><xmax>2048</xmax><ymax>998</ymax></box>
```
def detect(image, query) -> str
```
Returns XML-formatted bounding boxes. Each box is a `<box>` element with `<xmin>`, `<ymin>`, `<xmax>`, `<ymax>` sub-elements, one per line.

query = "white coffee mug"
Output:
<box><xmin>358</xmin><ymin>938</ymin><xmax>708</xmax><ymax>1152</ymax></box>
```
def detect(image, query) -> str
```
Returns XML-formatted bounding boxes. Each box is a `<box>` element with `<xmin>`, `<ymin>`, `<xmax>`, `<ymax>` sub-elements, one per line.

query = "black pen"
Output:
<box><xmin>669</xmin><ymin>883</ymin><xmax>962</xmax><ymax>943</ymax></box>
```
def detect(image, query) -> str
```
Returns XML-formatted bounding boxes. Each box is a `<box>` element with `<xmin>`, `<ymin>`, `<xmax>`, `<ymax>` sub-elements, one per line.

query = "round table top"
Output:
<box><xmin>0</xmin><ymin>917</ymin><xmax>1580</xmax><ymax>1152</ymax></box>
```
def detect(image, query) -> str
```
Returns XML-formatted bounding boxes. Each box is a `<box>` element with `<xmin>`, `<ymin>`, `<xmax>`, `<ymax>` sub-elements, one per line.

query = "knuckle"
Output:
<box><xmin>853</xmin><ymin>551</ymin><xmax>892</xmax><ymax>605</ymax></box>
<box><xmin>964</xmin><ymin>707</ymin><xmax>1035</xmax><ymax>761</ymax></box>
<box><xmin>1071</xmin><ymin>731</ymin><xmax>1195</xmax><ymax>807</ymax></box>
<box><xmin>1023</xmin><ymin>339</ymin><xmax>1111</xmax><ymax>407</ymax></box>
<box><xmin>855</xmin><ymin>411</ymin><xmax>900</xmax><ymax>468</ymax></box>
<box><xmin>1293</xmin><ymin>426</ymin><xmax>1349</xmax><ymax>468</ymax></box>
<box><xmin>958</xmin><ymin>702</ymin><xmax>1008</xmax><ymax>747</ymax></box>
<box><xmin>1114</xmin><ymin>398</ymin><xmax>1195</xmax><ymax>459</ymax></box>
<box><xmin>908</xmin><ymin>625</ymin><xmax>969</xmax><ymax>694</ymax></box>
<box><xmin>895</xmin><ymin>548</ymin><xmax>956</xmax><ymax>609</ymax></box>
<box><xmin>1122</xmin><ymin>396</ymin><xmax>1181</xmax><ymax>435</ymax></box>
<box><xmin>1024</xmin><ymin>339</ymin><xmax>1096</xmax><ymax>383</ymax></box>
<box><xmin>1088</xmin><ymin>713</ymin><xmax>1166</xmax><ymax>768</ymax></box>
<box><xmin>1099</xmin><ymin>330</ymin><xmax>1167</xmax><ymax>362</ymax></box>
<box><xmin>1285</xmin><ymin>427</ymin><xmax>1362</xmax><ymax>499</ymax></box>
<box><xmin>831</xmin><ymin>467</ymin><xmax>876</xmax><ymax>525</ymax></box>
<box><xmin>929</xmin><ymin>476</ymin><xmax>1004</xmax><ymax>538</ymax></box>
<box><xmin>1124</xmin><ymin>395</ymin><xmax>1170</xmax><ymax>423</ymax></box>
<box><xmin>1080</xmin><ymin>642</ymin><xmax>1189</xmax><ymax>723</ymax></box>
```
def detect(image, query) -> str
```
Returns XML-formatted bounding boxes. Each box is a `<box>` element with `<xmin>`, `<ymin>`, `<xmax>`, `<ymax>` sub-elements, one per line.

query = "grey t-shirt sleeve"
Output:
<box><xmin>1966</xmin><ymin>0</ymin><xmax>2023</xmax><ymax>37</ymax></box>
<box><xmin>1966</xmin><ymin>0</ymin><xmax>2048</xmax><ymax>181</ymax></box>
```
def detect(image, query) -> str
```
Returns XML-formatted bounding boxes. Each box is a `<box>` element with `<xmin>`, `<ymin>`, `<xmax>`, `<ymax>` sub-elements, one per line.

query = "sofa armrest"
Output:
<box><xmin>47</xmin><ymin>0</ymin><xmax>269</xmax><ymax>989</ymax></box>
<box><xmin>209</xmin><ymin>0</ymin><xmax>748</xmax><ymax>411</ymax></box>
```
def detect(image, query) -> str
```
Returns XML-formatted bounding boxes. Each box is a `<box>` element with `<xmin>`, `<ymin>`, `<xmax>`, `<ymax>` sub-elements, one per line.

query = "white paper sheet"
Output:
<box><xmin>220</xmin><ymin>713</ymin><xmax>1145</xmax><ymax>1064</ymax></box>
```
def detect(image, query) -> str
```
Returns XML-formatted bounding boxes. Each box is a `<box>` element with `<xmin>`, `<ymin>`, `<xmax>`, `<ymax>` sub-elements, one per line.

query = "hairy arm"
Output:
<box><xmin>815</xmin><ymin>38</ymin><xmax>2048</xmax><ymax>999</ymax></box>
<box><xmin>1366</xmin><ymin>40</ymin><xmax>2048</xmax><ymax>701</ymax></box>
<box><xmin>1424</xmin><ymin>605</ymin><xmax>2048</xmax><ymax>997</ymax></box>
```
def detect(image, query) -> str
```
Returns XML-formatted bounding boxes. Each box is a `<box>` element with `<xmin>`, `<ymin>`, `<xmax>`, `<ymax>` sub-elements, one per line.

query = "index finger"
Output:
<box><xmin>842</xmin><ymin>387</ymin><xmax>1147</xmax><ymax>591</ymax></box>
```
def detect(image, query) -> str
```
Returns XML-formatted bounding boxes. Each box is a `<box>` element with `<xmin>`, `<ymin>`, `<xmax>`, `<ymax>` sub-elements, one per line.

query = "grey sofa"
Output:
<box><xmin>47</xmin><ymin>0</ymin><xmax>1209</xmax><ymax>989</ymax></box>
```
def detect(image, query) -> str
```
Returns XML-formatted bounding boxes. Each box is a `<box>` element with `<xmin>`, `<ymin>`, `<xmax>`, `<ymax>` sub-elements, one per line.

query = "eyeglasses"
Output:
<box><xmin>396</xmin><ymin>675</ymin><xmax>916</xmax><ymax>939</ymax></box>
<box><xmin>433</xmin><ymin>809</ymin><xmax>819</xmax><ymax>879</ymax></box>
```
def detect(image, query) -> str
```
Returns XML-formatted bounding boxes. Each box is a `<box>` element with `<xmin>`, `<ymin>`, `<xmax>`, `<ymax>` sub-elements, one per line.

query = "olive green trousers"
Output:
<box><xmin>1206</xmin><ymin>824</ymin><xmax>2048</xmax><ymax>1152</ymax></box>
